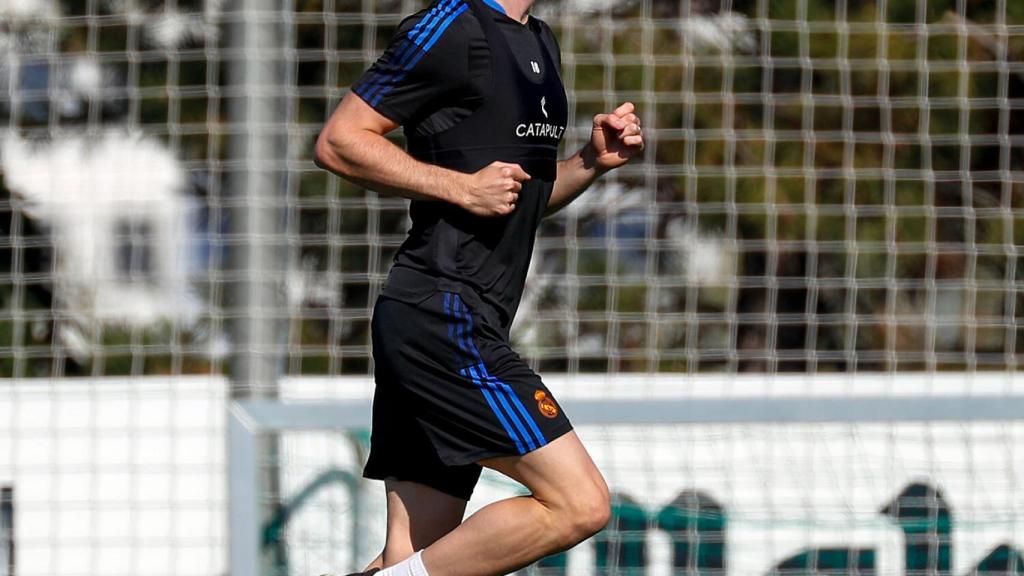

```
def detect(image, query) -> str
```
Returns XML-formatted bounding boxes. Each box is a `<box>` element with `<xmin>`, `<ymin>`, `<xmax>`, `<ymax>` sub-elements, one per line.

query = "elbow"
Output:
<box><xmin>313</xmin><ymin>131</ymin><xmax>352</xmax><ymax>177</ymax></box>
<box><xmin>312</xmin><ymin>136</ymin><xmax>327</xmax><ymax>169</ymax></box>
<box><xmin>312</xmin><ymin>133</ymin><xmax>337</xmax><ymax>172</ymax></box>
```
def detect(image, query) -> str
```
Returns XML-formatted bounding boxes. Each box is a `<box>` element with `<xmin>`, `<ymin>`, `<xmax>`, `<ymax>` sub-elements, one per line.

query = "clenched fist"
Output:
<box><xmin>588</xmin><ymin>102</ymin><xmax>645</xmax><ymax>173</ymax></box>
<box><xmin>456</xmin><ymin>161</ymin><xmax>532</xmax><ymax>217</ymax></box>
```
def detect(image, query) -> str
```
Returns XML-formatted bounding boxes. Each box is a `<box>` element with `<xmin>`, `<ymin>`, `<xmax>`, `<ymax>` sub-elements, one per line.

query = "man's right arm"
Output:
<box><xmin>314</xmin><ymin>92</ymin><xmax>529</xmax><ymax>218</ymax></box>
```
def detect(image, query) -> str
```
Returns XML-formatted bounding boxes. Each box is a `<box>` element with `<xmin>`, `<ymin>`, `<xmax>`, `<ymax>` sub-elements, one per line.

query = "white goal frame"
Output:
<box><xmin>228</xmin><ymin>374</ymin><xmax>1024</xmax><ymax>576</ymax></box>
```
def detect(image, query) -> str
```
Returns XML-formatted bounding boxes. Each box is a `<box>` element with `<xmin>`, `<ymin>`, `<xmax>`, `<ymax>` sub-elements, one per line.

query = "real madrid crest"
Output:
<box><xmin>534</xmin><ymin>390</ymin><xmax>559</xmax><ymax>419</ymax></box>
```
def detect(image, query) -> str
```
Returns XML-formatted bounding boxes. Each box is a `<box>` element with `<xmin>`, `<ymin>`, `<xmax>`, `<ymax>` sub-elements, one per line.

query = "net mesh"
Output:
<box><xmin>1</xmin><ymin>0</ymin><xmax>1020</xmax><ymax>378</ymax></box>
<box><xmin>272</xmin><ymin>376</ymin><xmax>1024</xmax><ymax>576</ymax></box>
<box><xmin>0</xmin><ymin>0</ymin><xmax>1023</xmax><ymax>575</ymax></box>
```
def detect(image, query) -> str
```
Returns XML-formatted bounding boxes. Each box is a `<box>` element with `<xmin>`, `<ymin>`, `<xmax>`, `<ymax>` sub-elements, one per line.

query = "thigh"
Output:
<box><xmin>363</xmin><ymin>382</ymin><xmax>484</xmax><ymax>500</ymax></box>
<box><xmin>441</xmin><ymin>291</ymin><xmax>575</xmax><ymax>460</ymax></box>
<box><xmin>367</xmin><ymin>296</ymin><xmax>484</xmax><ymax>500</ymax></box>
<box><xmin>383</xmin><ymin>480</ymin><xmax>468</xmax><ymax>564</ymax></box>
<box><xmin>479</xmin><ymin>431</ymin><xmax>608</xmax><ymax>510</ymax></box>
<box><xmin>372</xmin><ymin>292</ymin><xmax>574</xmax><ymax>469</ymax></box>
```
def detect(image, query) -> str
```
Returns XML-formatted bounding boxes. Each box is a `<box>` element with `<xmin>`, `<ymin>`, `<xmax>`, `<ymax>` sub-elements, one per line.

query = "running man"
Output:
<box><xmin>314</xmin><ymin>0</ymin><xmax>644</xmax><ymax>574</ymax></box>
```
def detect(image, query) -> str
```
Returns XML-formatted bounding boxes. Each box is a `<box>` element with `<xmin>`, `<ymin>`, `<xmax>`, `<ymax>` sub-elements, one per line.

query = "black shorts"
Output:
<box><xmin>364</xmin><ymin>289</ymin><xmax>574</xmax><ymax>501</ymax></box>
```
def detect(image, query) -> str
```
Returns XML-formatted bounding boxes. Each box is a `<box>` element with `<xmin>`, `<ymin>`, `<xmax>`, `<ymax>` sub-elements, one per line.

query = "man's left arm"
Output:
<box><xmin>547</xmin><ymin>102</ymin><xmax>645</xmax><ymax>216</ymax></box>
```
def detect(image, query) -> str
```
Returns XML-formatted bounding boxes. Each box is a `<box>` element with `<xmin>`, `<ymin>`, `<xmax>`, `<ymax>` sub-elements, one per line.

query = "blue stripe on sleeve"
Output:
<box><xmin>357</xmin><ymin>0</ymin><xmax>455</xmax><ymax>102</ymax></box>
<box><xmin>482</xmin><ymin>0</ymin><xmax>506</xmax><ymax>14</ymax></box>
<box><xmin>418</xmin><ymin>3</ymin><xmax>468</xmax><ymax>55</ymax></box>
<box><xmin>394</xmin><ymin>0</ymin><xmax>459</xmax><ymax>68</ymax></box>
<box><xmin>361</xmin><ymin>0</ymin><xmax>461</xmax><ymax>103</ymax></box>
<box><xmin>405</xmin><ymin>0</ymin><xmax>456</xmax><ymax>43</ymax></box>
<box><xmin>369</xmin><ymin>2</ymin><xmax>468</xmax><ymax>106</ymax></box>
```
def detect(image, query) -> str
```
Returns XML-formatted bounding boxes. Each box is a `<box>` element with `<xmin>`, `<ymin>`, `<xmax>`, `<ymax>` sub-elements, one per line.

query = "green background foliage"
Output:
<box><xmin>1</xmin><ymin>0</ymin><xmax>1022</xmax><ymax>376</ymax></box>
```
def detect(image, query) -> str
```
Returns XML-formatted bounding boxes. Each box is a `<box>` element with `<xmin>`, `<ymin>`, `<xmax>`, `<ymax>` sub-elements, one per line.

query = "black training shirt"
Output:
<box><xmin>351</xmin><ymin>0</ymin><xmax>561</xmax><ymax>137</ymax></box>
<box><xmin>351</xmin><ymin>0</ymin><xmax>568</xmax><ymax>333</ymax></box>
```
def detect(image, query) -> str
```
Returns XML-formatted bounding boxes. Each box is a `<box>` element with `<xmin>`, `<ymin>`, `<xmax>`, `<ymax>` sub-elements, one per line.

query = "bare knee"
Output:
<box><xmin>576</xmin><ymin>480</ymin><xmax>612</xmax><ymax>538</ymax></box>
<box><xmin>574</xmin><ymin>491</ymin><xmax>612</xmax><ymax>542</ymax></box>
<box><xmin>547</xmin><ymin>479</ymin><xmax>611</xmax><ymax>548</ymax></box>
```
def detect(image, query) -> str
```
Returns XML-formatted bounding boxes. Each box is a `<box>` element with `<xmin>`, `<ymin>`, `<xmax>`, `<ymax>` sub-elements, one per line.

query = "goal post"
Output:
<box><xmin>228</xmin><ymin>374</ymin><xmax>1024</xmax><ymax>576</ymax></box>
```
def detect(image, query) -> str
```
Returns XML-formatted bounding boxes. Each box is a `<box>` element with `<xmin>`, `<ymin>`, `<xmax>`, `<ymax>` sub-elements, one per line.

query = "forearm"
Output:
<box><xmin>314</xmin><ymin>128</ymin><xmax>466</xmax><ymax>204</ymax></box>
<box><xmin>547</xmin><ymin>143</ymin><xmax>606</xmax><ymax>216</ymax></box>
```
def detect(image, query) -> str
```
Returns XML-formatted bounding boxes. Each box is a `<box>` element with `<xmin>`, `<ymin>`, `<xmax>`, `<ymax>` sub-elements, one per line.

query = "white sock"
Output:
<box><xmin>378</xmin><ymin>551</ymin><xmax>430</xmax><ymax>576</ymax></box>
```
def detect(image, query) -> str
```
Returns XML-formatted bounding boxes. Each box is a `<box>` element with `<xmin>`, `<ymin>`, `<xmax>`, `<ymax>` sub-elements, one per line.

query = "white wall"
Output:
<box><xmin>0</xmin><ymin>378</ymin><xmax>226</xmax><ymax>576</ymax></box>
